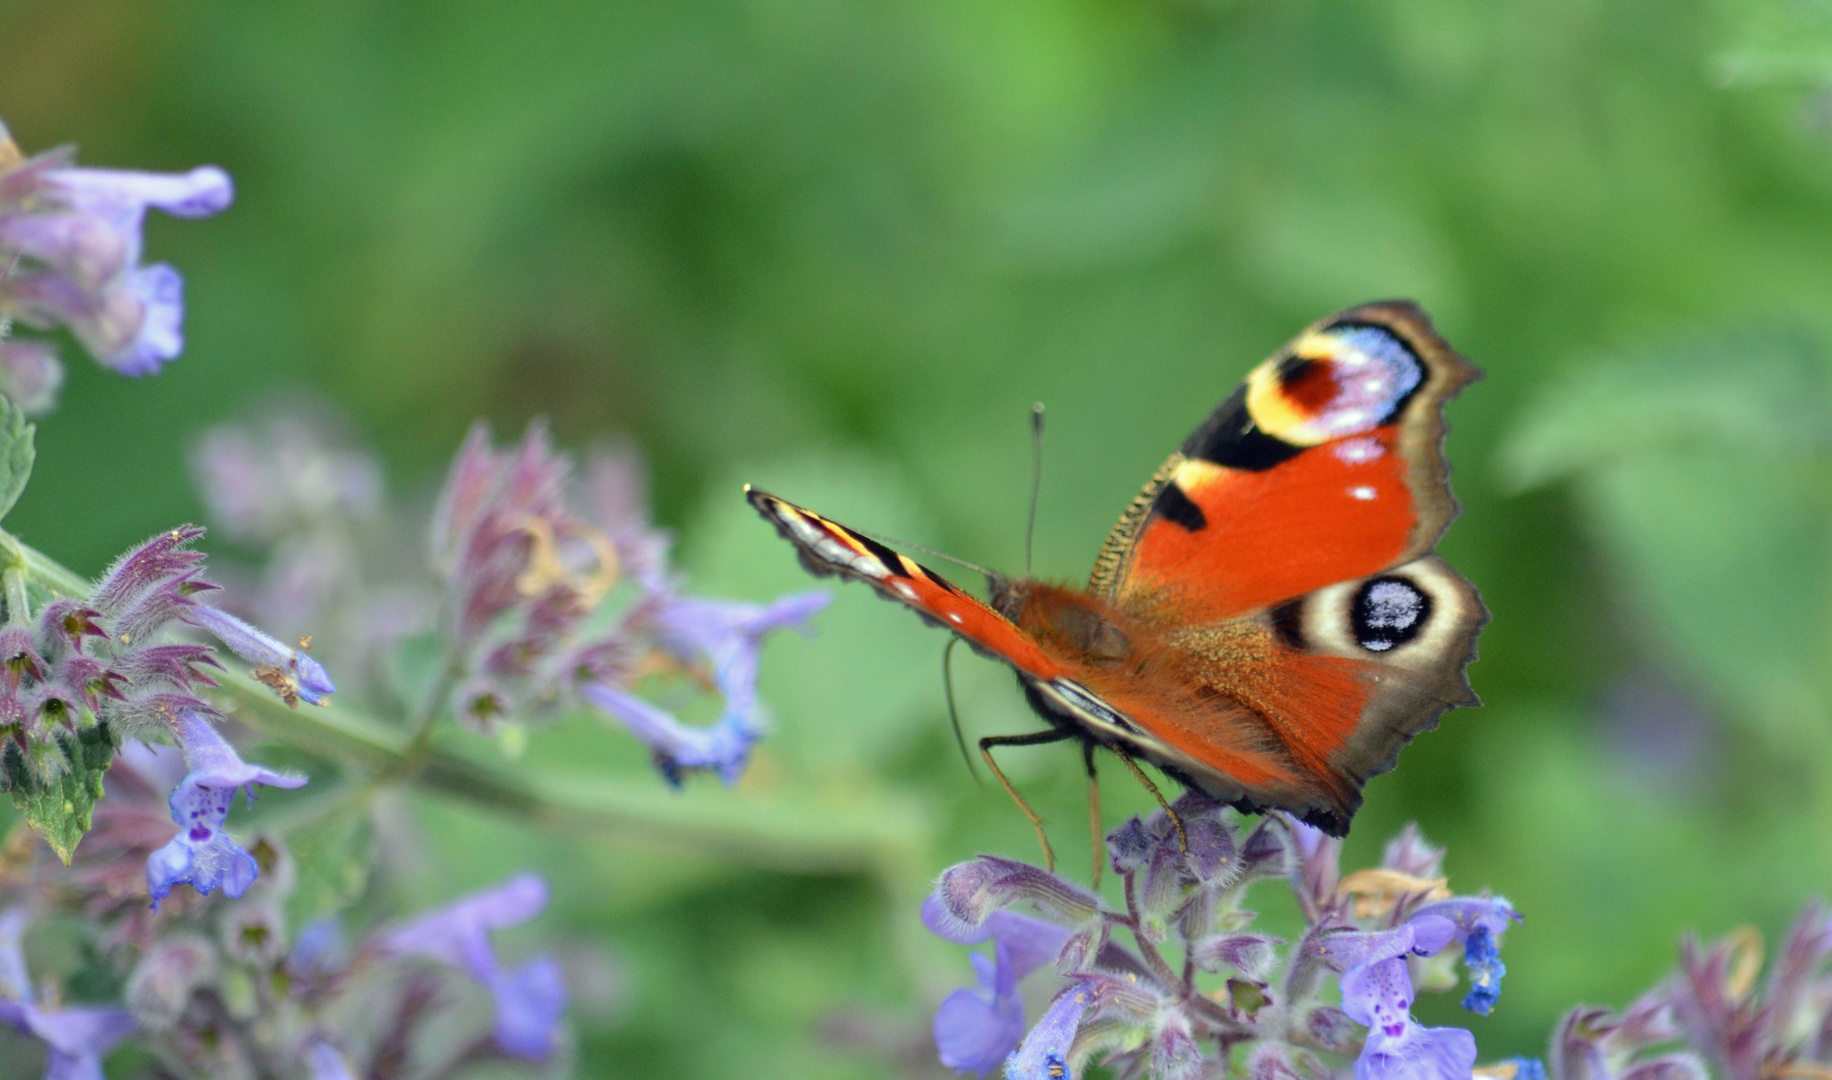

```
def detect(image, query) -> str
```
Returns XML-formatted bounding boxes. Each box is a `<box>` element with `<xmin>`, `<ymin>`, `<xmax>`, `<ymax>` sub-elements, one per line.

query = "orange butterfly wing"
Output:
<box><xmin>1090</xmin><ymin>301</ymin><xmax>1477</xmax><ymax>622</ymax></box>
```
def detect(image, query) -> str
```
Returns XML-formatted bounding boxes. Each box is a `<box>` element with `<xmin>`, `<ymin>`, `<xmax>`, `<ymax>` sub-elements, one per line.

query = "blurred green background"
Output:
<box><xmin>6</xmin><ymin>0</ymin><xmax>1832</xmax><ymax>1075</ymax></box>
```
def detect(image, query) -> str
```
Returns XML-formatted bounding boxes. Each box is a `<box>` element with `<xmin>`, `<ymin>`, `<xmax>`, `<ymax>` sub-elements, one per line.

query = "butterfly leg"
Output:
<box><xmin>1113</xmin><ymin>746</ymin><xmax>1188</xmax><ymax>856</ymax></box>
<box><xmin>979</xmin><ymin>729</ymin><xmax>1075</xmax><ymax>872</ymax></box>
<box><xmin>1083</xmin><ymin>742</ymin><xmax>1103</xmax><ymax>891</ymax></box>
<box><xmin>941</xmin><ymin>638</ymin><xmax>980</xmax><ymax>784</ymax></box>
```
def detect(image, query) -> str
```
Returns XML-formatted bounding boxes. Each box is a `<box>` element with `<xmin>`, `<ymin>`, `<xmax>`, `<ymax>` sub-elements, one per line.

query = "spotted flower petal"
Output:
<box><xmin>145</xmin><ymin>710</ymin><xmax>306</xmax><ymax>909</ymax></box>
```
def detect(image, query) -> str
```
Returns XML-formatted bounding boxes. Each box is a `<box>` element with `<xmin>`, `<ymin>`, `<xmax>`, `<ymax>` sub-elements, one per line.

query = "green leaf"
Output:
<box><xmin>1498</xmin><ymin>328</ymin><xmax>1832</xmax><ymax>492</ymax></box>
<box><xmin>7</xmin><ymin>722</ymin><xmax>114</xmax><ymax>864</ymax></box>
<box><xmin>1500</xmin><ymin>328</ymin><xmax>1832</xmax><ymax>740</ymax></box>
<box><xmin>0</xmin><ymin>396</ymin><xmax>35</xmax><ymax>525</ymax></box>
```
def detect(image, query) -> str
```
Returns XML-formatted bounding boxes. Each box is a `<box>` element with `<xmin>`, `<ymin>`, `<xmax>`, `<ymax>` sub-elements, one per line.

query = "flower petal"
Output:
<box><xmin>1354</xmin><ymin>1022</ymin><xmax>1477</xmax><ymax>1080</ymax></box>
<box><xmin>187</xmin><ymin>605</ymin><xmax>335</xmax><ymax>705</ymax></box>
<box><xmin>934</xmin><ymin>942</ymin><xmax>1026</xmax><ymax>1077</ymax></box>
<box><xmin>489</xmin><ymin>955</ymin><xmax>567</xmax><ymax>1060</ymax></box>
<box><xmin>1006</xmin><ymin>980</ymin><xmax>1097</xmax><ymax>1080</ymax></box>
<box><xmin>377</xmin><ymin>873</ymin><xmax>549</xmax><ymax>981</ymax></box>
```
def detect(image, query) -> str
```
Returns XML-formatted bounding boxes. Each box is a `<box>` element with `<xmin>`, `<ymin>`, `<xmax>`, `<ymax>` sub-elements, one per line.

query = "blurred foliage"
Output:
<box><xmin>7</xmin><ymin>0</ymin><xmax>1832</xmax><ymax>1075</ymax></box>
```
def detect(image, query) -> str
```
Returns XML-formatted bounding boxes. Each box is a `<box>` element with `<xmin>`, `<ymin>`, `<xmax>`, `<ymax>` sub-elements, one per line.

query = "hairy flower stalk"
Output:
<box><xmin>925</xmin><ymin>802</ymin><xmax>1521</xmax><ymax>1080</ymax></box>
<box><xmin>0</xmin><ymin>118</ymin><xmax>231</xmax><ymax>403</ymax></box>
<box><xmin>0</xmin><ymin>520</ymin><xmax>329</xmax><ymax>912</ymax></box>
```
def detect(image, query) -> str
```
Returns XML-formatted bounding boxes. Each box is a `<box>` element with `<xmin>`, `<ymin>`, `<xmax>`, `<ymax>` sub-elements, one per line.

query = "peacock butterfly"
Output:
<box><xmin>746</xmin><ymin>301</ymin><xmax>1485</xmax><ymax>844</ymax></box>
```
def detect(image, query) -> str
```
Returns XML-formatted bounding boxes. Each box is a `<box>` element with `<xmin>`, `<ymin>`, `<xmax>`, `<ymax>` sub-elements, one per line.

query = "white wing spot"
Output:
<box><xmin>893</xmin><ymin>582</ymin><xmax>918</xmax><ymax>600</ymax></box>
<box><xmin>1334</xmin><ymin>437</ymin><xmax>1384</xmax><ymax>464</ymax></box>
<box><xmin>1364</xmin><ymin>581</ymin><xmax>1423</xmax><ymax>630</ymax></box>
<box><xmin>947</xmin><ymin>612</ymin><xmax>964</xmax><ymax>625</ymax></box>
<box><xmin>782</xmin><ymin>512</ymin><xmax>889</xmax><ymax>579</ymax></box>
<box><xmin>1350</xmin><ymin>486</ymin><xmax>1377</xmax><ymax>501</ymax></box>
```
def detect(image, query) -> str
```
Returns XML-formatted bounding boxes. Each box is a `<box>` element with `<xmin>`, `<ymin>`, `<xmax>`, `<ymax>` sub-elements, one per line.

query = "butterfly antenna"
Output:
<box><xmin>849</xmin><ymin>526</ymin><xmax>997</xmax><ymax>580</ymax></box>
<box><xmin>1025</xmin><ymin>402</ymin><xmax>1046</xmax><ymax>577</ymax></box>
<box><xmin>943</xmin><ymin>637</ymin><xmax>981</xmax><ymax>786</ymax></box>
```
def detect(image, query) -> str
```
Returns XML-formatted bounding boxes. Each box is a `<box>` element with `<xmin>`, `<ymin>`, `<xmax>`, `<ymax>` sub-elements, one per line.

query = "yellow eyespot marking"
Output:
<box><xmin>1245</xmin><ymin>358</ymin><xmax>1328</xmax><ymax>447</ymax></box>
<box><xmin>1170</xmin><ymin>458</ymin><xmax>1228</xmax><ymax>494</ymax></box>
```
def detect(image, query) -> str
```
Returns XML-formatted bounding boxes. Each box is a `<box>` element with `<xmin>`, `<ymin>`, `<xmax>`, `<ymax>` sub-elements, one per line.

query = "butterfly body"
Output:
<box><xmin>749</xmin><ymin>301</ymin><xmax>1485</xmax><ymax>836</ymax></box>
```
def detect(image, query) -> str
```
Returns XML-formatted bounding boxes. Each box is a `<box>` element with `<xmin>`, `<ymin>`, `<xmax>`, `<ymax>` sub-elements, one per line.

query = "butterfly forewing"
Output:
<box><xmin>744</xmin><ymin>487</ymin><xmax>1066</xmax><ymax>680</ymax></box>
<box><xmin>1090</xmin><ymin>301</ymin><xmax>1479</xmax><ymax>623</ymax></box>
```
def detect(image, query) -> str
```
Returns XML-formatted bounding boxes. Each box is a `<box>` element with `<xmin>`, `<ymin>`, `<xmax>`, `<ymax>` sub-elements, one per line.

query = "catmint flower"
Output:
<box><xmin>145</xmin><ymin>712</ymin><xmax>307</xmax><ymax>909</ymax></box>
<box><xmin>1007</xmin><ymin>980</ymin><xmax>1097</xmax><ymax>1080</ymax></box>
<box><xmin>925</xmin><ymin>813</ymin><xmax>1524</xmax><ymax>1080</ymax></box>
<box><xmin>1462</xmin><ymin>925</ymin><xmax>1506</xmax><ymax>1015</ymax></box>
<box><xmin>123</xmin><ymin>933</ymin><xmax>218</xmax><ymax>1032</ymax></box>
<box><xmin>583</xmin><ymin>591</ymin><xmax>828</xmax><ymax>785</ymax></box>
<box><xmin>579</xmin><ymin>442</ymin><xmax>674</xmax><ymax>593</ymax></box>
<box><xmin>422</xmin><ymin>421</ymin><xmax>823</xmax><ymax>784</ymax></box>
<box><xmin>189</xmin><ymin>413</ymin><xmax>382</xmax><ymax>544</ymax></box>
<box><xmin>0</xmin><ymin>125</ymin><xmax>231</xmax><ymax>378</ymax></box>
<box><xmin>923</xmin><ymin>895</ymin><xmax>1072</xmax><ymax>1075</ymax></box>
<box><xmin>0</xmin><ymin>339</ymin><xmax>61</xmax><ymax>415</ymax></box>
<box><xmin>1343</xmin><ymin>959</ymin><xmax>1477</xmax><ymax>1080</ymax></box>
<box><xmin>187</xmin><ymin>603</ymin><xmax>334</xmax><ymax>706</ymax></box>
<box><xmin>375</xmin><ymin>873</ymin><xmax>568</xmax><ymax>1060</ymax></box>
<box><xmin>303</xmin><ymin>1039</ymin><xmax>356</xmax><ymax>1080</ymax></box>
<box><xmin>0</xmin><ymin>908</ymin><xmax>136</xmax><ymax>1080</ymax></box>
<box><xmin>1330</xmin><ymin>897</ymin><xmax>1516</xmax><ymax>1080</ymax></box>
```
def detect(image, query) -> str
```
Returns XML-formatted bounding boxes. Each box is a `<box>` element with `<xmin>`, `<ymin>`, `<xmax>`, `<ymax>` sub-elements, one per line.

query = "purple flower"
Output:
<box><xmin>578</xmin><ymin>442</ymin><xmax>673</xmax><ymax>593</ymax></box>
<box><xmin>145</xmin><ymin>712</ymin><xmax>307</xmax><ymax>909</ymax></box>
<box><xmin>923</xmin><ymin>895</ymin><xmax>1073</xmax><ymax>1075</ymax></box>
<box><xmin>0</xmin><ymin>148</ymin><xmax>229</xmax><ymax>379</ymax></box>
<box><xmin>303</xmin><ymin>1038</ymin><xmax>356</xmax><ymax>1080</ymax></box>
<box><xmin>929</xmin><ymin>856</ymin><xmax>1101</xmax><ymax>932</ymax></box>
<box><xmin>1007</xmin><ymin>980</ymin><xmax>1097</xmax><ymax>1080</ymax></box>
<box><xmin>0</xmin><ymin>908</ymin><xmax>136</xmax><ymax>1080</ymax></box>
<box><xmin>187</xmin><ymin>604</ymin><xmax>334</xmax><ymax>706</ymax></box>
<box><xmin>0</xmin><ymin>340</ymin><xmax>62</xmax><ymax>415</ymax></box>
<box><xmin>1340</xmin><ymin>945</ymin><xmax>1479</xmax><ymax>1080</ymax></box>
<box><xmin>1333</xmin><ymin>898</ymin><xmax>1516</xmax><ymax>1080</ymax></box>
<box><xmin>583</xmin><ymin>591</ymin><xmax>828</xmax><ymax>785</ymax></box>
<box><xmin>189</xmin><ymin>413</ymin><xmax>383</xmax><ymax>544</ymax></box>
<box><xmin>1462</xmin><ymin>925</ymin><xmax>1505</xmax><ymax>1016</ymax></box>
<box><xmin>375</xmin><ymin>873</ymin><xmax>568</xmax><ymax>1060</ymax></box>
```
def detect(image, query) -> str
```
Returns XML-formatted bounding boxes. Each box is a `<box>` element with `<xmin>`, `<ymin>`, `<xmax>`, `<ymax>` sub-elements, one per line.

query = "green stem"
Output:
<box><xmin>2</xmin><ymin>566</ymin><xmax>28</xmax><ymax>626</ymax></box>
<box><xmin>5</xmin><ymin>529</ymin><xmax>922</xmax><ymax>874</ymax></box>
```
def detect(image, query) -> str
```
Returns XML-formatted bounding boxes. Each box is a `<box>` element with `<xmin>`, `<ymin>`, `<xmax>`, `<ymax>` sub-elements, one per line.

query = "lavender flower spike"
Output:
<box><xmin>188</xmin><ymin>603</ymin><xmax>335</xmax><ymax>706</ymax></box>
<box><xmin>376</xmin><ymin>873</ymin><xmax>569</xmax><ymax>1060</ymax></box>
<box><xmin>146</xmin><ymin>713</ymin><xmax>307</xmax><ymax>909</ymax></box>
<box><xmin>0</xmin><ymin>908</ymin><xmax>136</xmax><ymax>1080</ymax></box>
